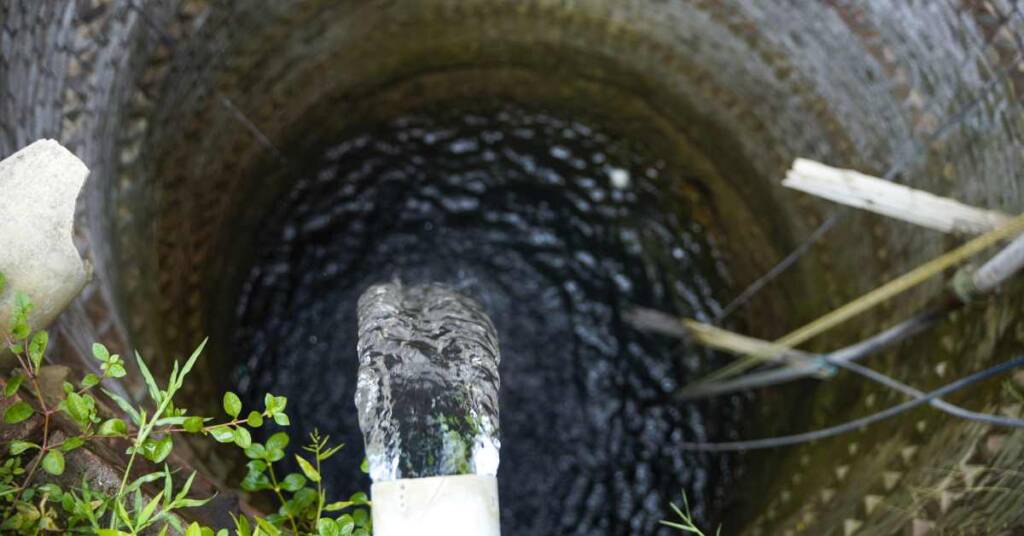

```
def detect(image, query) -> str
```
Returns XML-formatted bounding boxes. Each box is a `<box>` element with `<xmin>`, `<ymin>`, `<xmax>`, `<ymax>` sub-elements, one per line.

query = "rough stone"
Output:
<box><xmin>0</xmin><ymin>140</ymin><xmax>90</xmax><ymax>355</ymax></box>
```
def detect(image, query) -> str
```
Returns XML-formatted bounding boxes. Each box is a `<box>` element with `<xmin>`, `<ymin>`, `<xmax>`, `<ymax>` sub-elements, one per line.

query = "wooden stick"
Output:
<box><xmin>676</xmin><ymin>302</ymin><xmax>955</xmax><ymax>399</ymax></box>
<box><xmin>680</xmin><ymin>319</ymin><xmax>815</xmax><ymax>370</ymax></box>
<box><xmin>783</xmin><ymin>158</ymin><xmax>1010</xmax><ymax>234</ymax></box>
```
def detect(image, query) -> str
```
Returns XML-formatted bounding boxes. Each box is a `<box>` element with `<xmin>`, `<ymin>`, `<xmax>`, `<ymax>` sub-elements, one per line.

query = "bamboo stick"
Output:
<box><xmin>705</xmin><ymin>212</ymin><xmax>1024</xmax><ymax>382</ymax></box>
<box><xmin>783</xmin><ymin>159</ymin><xmax>1010</xmax><ymax>234</ymax></box>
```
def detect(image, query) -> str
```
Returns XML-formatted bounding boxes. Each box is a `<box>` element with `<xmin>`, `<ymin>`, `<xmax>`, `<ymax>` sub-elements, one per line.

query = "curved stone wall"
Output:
<box><xmin>3</xmin><ymin>1</ymin><xmax>1024</xmax><ymax>533</ymax></box>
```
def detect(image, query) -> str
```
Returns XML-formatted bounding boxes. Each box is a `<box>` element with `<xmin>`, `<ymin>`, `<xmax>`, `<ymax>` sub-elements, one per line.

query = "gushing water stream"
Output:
<box><xmin>355</xmin><ymin>282</ymin><xmax>501</xmax><ymax>481</ymax></box>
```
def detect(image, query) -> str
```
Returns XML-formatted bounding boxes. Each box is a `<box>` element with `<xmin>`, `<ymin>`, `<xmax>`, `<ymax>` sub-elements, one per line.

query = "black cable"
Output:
<box><xmin>677</xmin><ymin>355</ymin><xmax>1024</xmax><ymax>452</ymax></box>
<box><xmin>675</xmin><ymin>300</ymin><xmax>958</xmax><ymax>400</ymax></box>
<box><xmin>830</xmin><ymin>358</ymin><xmax>1024</xmax><ymax>428</ymax></box>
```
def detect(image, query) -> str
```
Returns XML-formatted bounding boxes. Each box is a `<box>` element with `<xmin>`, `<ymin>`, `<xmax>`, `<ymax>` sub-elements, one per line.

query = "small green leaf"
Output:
<box><xmin>80</xmin><ymin>373</ymin><xmax>100</xmax><ymax>389</ymax></box>
<box><xmin>246</xmin><ymin>411</ymin><xmax>263</xmax><ymax>428</ymax></box>
<box><xmin>106</xmin><ymin>361</ymin><xmax>127</xmax><ymax>378</ymax></box>
<box><xmin>351</xmin><ymin>508</ymin><xmax>368</xmax><ymax>526</ymax></box>
<box><xmin>28</xmin><ymin>331</ymin><xmax>48</xmax><ymax>370</ymax></box>
<box><xmin>92</xmin><ymin>343</ymin><xmax>110</xmax><ymax>362</ymax></box>
<box><xmin>41</xmin><ymin>449</ymin><xmax>65</xmax><ymax>476</ymax></box>
<box><xmin>142</xmin><ymin>436</ymin><xmax>173</xmax><ymax>463</ymax></box>
<box><xmin>98</xmin><ymin>418</ymin><xmax>127</xmax><ymax>436</ymax></box>
<box><xmin>3</xmin><ymin>401</ymin><xmax>33</xmax><ymax>424</ymax></box>
<box><xmin>360</xmin><ymin>457</ymin><xmax>369</xmax><ymax>474</ymax></box>
<box><xmin>64</xmin><ymin>392</ymin><xmax>92</xmax><ymax>424</ymax></box>
<box><xmin>37</xmin><ymin>482</ymin><xmax>62</xmax><ymax>498</ymax></box>
<box><xmin>233</xmin><ymin>427</ymin><xmax>252</xmax><ymax>448</ymax></box>
<box><xmin>136</xmin><ymin>351</ymin><xmax>162</xmax><ymax>404</ymax></box>
<box><xmin>177</xmin><ymin>339</ymin><xmax>208</xmax><ymax>388</ymax></box>
<box><xmin>295</xmin><ymin>454</ymin><xmax>321</xmax><ymax>482</ymax></box>
<box><xmin>59</xmin><ymin>436</ymin><xmax>86</xmax><ymax>452</ymax></box>
<box><xmin>223</xmin><ymin>392</ymin><xmax>242</xmax><ymax>418</ymax></box>
<box><xmin>209</xmin><ymin>426</ymin><xmax>235</xmax><ymax>444</ymax></box>
<box><xmin>320</xmin><ymin>443</ymin><xmax>345</xmax><ymax>461</ymax></box>
<box><xmin>297</xmin><ymin>487</ymin><xmax>319</xmax><ymax>508</ymax></box>
<box><xmin>337</xmin><ymin>515</ymin><xmax>355</xmax><ymax>534</ymax></box>
<box><xmin>136</xmin><ymin>490</ymin><xmax>164</xmax><ymax>526</ymax></box>
<box><xmin>125</xmin><ymin>471</ymin><xmax>163</xmax><ymax>496</ymax></box>
<box><xmin>240</xmin><ymin>471</ymin><xmax>271</xmax><ymax>492</ymax></box>
<box><xmin>5</xmin><ymin>375</ymin><xmax>24</xmax><ymax>398</ymax></box>
<box><xmin>280</xmin><ymin>473</ymin><xmax>306</xmax><ymax>492</ymax></box>
<box><xmin>11</xmin><ymin>292</ymin><xmax>33</xmax><ymax>340</ymax></box>
<box><xmin>183</xmin><ymin>416</ymin><xmax>204</xmax><ymax>433</ymax></box>
<box><xmin>266</xmin><ymin>432</ymin><xmax>289</xmax><ymax>451</ymax></box>
<box><xmin>273</xmin><ymin>412</ymin><xmax>290</xmax><ymax>426</ymax></box>
<box><xmin>318</xmin><ymin>518</ymin><xmax>340</xmax><ymax>536</ymax></box>
<box><xmin>155</xmin><ymin>415</ymin><xmax>188</xmax><ymax>426</ymax></box>
<box><xmin>323</xmin><ymin>501</ymin><xmax>353</xmax><ymax>512</ymax></box>
<box><xmin>254</xmin><ymin>517</ymin><xmax>281</xmax><ymax>536</ymax></box>
<box><xmin>264</xmin><ymin>393</ymin><xmax>275</xmax><ymax>413</ymax></box>
<box><xmin>348</xmin><ymin>491</ymin><xmax>369</xmax><ymax>505</ymax></box>
<box><xmin>264</xmin><ymin>393</ymin><xmax>287</xmax><ymax>414</ymax></box>
<box><xmin>185</xmin><ymin>522</ymin><xmax>202</xmax><ymax>536</ymax></box>
<box><xmin>102</xmin><ymin>389</ymin><xmax>142</xmax><ymax>426</ymax></box>
<box><xmin>9</xmin><ymin>440</ymin><xmax>38</xmax><ymax>455</ymax></box>
<box><xmin>243</xmin><ymin>443</ymin><xmax>267</xmax><ymax>460</ymax></box>
<box><xmin>231</xmin><ymin>514</ymin><xmax>251</xmax><ymax>536</ymax></box>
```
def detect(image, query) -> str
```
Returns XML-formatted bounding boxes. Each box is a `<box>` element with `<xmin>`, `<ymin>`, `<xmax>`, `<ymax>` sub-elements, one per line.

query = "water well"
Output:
<box><xmin>3</xmin><ymin>1</ymin><xmax>1024</xmax><ymax>534</ymax></box>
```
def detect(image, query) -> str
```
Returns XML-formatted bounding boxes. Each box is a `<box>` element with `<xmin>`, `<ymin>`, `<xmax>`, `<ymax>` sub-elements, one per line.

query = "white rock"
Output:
<box><xmin>0</xmin><ymin>140</ymin><xmax>90</xmax><ymax>341</ymax></box>
<box><xmin>608</xmin><ymin>167</ymin><xmax>631</xmax><ymax>189</ymax></box>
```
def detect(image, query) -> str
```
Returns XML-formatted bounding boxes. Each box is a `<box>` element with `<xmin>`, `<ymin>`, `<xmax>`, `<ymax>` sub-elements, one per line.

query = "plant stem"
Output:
<box><xmin>109</xmin><ymin>380</ymin><xmax>178</xmax><ymax>529</ymax></box>
<box><xmin>4</xmin><ymin>333</ymin><xmax>51</xmax><ymax>492</ymax></box>
<box><xmin>267</xmin><ymin>463</ymin><xmax>301</xmax><ymax>536</ymax></box>
<box><xmin>314</xmin><ymin>443</ymin><xmax>324</xmax><ymax>523</ymax></box>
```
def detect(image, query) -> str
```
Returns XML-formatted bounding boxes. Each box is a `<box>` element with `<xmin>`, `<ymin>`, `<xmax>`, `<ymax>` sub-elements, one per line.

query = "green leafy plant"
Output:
<box><xmin>0</xmin><ymin>273</ymin><xmax>370</xmax><ymax>534</ymax></box>
<box><xmin>661</xmin><ymin>492</ymin><xmax>720</xmax><ymax>536</ymax></box>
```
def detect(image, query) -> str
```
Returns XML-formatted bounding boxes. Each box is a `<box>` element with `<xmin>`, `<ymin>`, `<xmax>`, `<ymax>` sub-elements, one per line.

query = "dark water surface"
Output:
<box><xmin>231</xmin><ymin>103</ymin><xmax>746</xmax><ymax>534</ymax></box>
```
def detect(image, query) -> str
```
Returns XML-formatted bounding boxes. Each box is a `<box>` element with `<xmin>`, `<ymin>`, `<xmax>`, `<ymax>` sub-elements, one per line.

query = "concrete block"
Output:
<box><xmin>0</xmin><ymin>140</ymin><xmax>90</xmax><ymax>346</ymax></box>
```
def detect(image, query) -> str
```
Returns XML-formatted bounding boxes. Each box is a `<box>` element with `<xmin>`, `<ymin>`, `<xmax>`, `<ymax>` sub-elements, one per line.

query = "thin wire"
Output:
<box><xmin>677</xmin><ymin>355</ymin><xmax>1024</xmax><ymax>452</ymax></box>
<box><xmin>714</xmin><ymin>56</ymin><xmax>1021</xmax><ymax>324</ymax></box>
<box><xmin>715</xmin><ymin>212</ymin><xmax>844</xmax><ymax>321</ymax></box>
<box><xmin>675</xmin><ymin>301</ymin><xmax>954</xmax><ymax>400</ymax></box>
<box><xmin>830</xmin><ymin>359</ymin><xmax>1024</xmax><ymax>428</ymax></box>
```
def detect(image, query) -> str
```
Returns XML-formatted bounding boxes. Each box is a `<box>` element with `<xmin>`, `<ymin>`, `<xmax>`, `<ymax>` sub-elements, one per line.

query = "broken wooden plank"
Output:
<box><xmin>783</xmin><ymin>158</ymin><xmax>1010</xmax><ymax>234</ymax></box>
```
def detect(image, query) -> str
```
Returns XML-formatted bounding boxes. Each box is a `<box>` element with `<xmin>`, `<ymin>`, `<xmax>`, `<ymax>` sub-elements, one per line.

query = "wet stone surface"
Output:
<box><xmin>231</xmin><ymin>102</ymin><xmax>746</xmax><ymax>534</ymax></box>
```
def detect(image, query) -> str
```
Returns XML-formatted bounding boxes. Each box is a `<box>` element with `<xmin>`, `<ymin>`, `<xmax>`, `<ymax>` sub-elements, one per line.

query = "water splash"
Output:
<box><xmin>355</xmin><ymin>282</ymin><xmax>501</xmax><ymax>482</ymax></box>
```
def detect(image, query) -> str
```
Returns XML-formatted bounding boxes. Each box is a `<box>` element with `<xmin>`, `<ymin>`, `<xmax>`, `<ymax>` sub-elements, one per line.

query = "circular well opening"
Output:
<box><xmin>96</xmin><ymin>2</ymin><xmax>942</xmax><ymax>534</ymax></box>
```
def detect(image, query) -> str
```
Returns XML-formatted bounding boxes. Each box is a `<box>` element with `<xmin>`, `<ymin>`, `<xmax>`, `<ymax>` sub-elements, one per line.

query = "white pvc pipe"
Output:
<box><xmin>371</xmin><ymin>474</ymin><xmax>500</xmax><ymax>536</ymax></box>
<box><xmin>973</xmin><ymin>232</ymin><xmax>1024</xmax><ymax>294</ymax></box>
